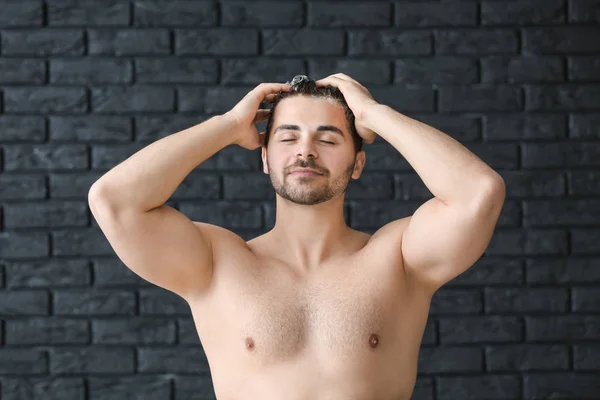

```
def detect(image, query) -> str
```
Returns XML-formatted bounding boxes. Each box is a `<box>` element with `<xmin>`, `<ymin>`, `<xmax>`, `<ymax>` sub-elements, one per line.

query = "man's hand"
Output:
<box><xmin>226</xmin><ymin>82</ymin><xmax>292</xmax><ymax>150</ymax></box>
<box><xmin>315</xmin><ymin>73</ymin><xmax>379</xmax><ymax>144</ymax></box>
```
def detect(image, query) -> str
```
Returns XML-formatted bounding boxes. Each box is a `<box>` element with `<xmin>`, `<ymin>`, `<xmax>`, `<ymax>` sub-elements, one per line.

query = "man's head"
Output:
<box><xmin>261</xmin><ymin>75</ymin><xmax>366</xmax><ymax>206</ymax></box>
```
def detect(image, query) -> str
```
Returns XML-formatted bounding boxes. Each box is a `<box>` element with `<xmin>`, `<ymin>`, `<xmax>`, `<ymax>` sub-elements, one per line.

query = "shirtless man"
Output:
<box><xmin>88</xmin><ymin>73</ymin><xmax>506</xmax><ymax>399</ymax></box>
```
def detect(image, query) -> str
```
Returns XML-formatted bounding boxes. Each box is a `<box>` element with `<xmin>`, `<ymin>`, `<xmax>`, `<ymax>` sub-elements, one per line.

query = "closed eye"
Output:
<box><xmin>281</xmin><ymin>139</ymin><xmax>334</xmax><ymax>144</ymax></box>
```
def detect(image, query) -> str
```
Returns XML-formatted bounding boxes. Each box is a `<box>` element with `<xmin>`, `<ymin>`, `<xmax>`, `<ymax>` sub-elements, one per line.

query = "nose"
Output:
<box><xmin>296</xmin><ymin>137</ymin><xmax>318</xmax><ymax>159</ymax></box>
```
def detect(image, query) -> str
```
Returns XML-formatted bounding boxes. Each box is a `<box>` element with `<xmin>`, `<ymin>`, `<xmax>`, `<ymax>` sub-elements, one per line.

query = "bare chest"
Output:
<box><xmin>191</xmin><ymin>243</ymin><xmax>414</xmax><ymax>370</ymax></box>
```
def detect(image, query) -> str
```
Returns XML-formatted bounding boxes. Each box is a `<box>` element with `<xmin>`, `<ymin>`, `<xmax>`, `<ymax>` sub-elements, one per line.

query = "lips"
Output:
<box><xmin>290</xmin><ymin>169</ymin><xmax>322</xmax><ymax>175</ymax></box>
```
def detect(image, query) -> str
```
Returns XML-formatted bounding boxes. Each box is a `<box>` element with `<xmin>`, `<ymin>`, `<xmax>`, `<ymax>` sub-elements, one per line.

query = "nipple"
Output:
<box><xmin>368</xmin><ymin>333</ymin><xmax>379</xmax><ymax>349</ymax></box>
<box><xmin>245</xmin><ymin>337</ymin><xmax>255</xmax><ymax>350</ymax></box>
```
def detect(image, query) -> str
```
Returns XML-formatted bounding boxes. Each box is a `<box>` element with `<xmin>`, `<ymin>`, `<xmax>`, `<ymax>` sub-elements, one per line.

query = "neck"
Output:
<box><xmin>268</xmin><ymin>194</ymin><xmax>352</xmax><ymax>272</ymax></box>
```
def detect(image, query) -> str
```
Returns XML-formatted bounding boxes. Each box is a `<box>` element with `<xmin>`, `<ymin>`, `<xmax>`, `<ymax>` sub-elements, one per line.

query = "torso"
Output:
<box><xmin>187</xmin><ymin>222</ymin><xmax>434</xmax><ymax>400</ymax></box>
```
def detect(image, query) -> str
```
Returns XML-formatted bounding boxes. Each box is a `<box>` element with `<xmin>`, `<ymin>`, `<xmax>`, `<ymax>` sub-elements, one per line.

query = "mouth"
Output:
<box><xmin>289</xmin><ymin>169</ymin><xmax>322</xmax><ymax>176</ymax></box>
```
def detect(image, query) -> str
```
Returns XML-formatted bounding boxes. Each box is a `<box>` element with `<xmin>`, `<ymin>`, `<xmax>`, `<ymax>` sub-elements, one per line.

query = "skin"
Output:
<box><xmin>187</xmin><ymin>95</ymin><xmax>432</xmax><ymax>399</ymax></box>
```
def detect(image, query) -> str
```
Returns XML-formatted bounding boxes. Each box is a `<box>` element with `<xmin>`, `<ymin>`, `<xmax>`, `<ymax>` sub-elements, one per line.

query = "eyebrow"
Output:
<box><xmin>273</xmin><ymin>124</ymin><xmax>345</xmax><ymax>139</ymax></box>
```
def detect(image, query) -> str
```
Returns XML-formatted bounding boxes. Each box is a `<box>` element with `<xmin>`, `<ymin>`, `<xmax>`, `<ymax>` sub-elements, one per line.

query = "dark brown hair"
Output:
<box><xmin>263</xmin><ymin>75</ymin><xmax>363</xmax><ymax>154</ymax></box>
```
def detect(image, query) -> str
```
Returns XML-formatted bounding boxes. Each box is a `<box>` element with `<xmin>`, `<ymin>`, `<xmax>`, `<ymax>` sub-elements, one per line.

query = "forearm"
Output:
<box><xmin>89</xmin><ymin>114</ymin><xmax>238</xmax><ymax>213</ymax></box>
<box><xmin>364</xmin><ymin>104</ymin><xmax>504</xmax><ymax>208</ymax></box>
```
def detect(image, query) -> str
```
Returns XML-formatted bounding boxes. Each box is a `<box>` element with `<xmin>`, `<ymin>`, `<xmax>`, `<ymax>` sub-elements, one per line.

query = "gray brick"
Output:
<box><xmin>222</xmin><ymin>1</ymin><xmax>303</xmax><ymax>27</ymax></box>
<box><xmin>370</xmin><ymin>87</ymin><xmax>435</xmax><ymax>112</ymax></box>
<box><xmin>49</xmin><ymin>347</ymin><xmax>134</xmax><ymax>374</ymax></box>
<box><xmin>527</xmin><ymin>84</ymin><xmax>600</xmax><ymax>110</ymax></box>
<box><xmin>524</xmin><ymin>27</ymin><xmax>600</xmax><ymax>53</ymax></box>
<box><xmin>134</xmin><ymin>0</ymin><xmax>217</xmax><ymax>26</ymax></box>
<box><xmin>418</xmin><ymin>347</ymin><xmax>483</xmax><ymax>373</ymax></box>
<box><xmin>430</xmin><ymin>288</ymin><xmax>482</xmax><ymax>315</ymax></box>
<box><xmin>308</xmin><ymin>2</ymin><xmax>390</xmax><ymax>27</ymax></box>
<box><xmin>179</xmin><ymin>201</ymin><xmax>262</xmax><ymax>230</ymax></box>
<box><xmin>485</xmin><ymin>229</ymin><xmax>568</xmax><ymax>256</ymax></box>
<box><xmin>435</xmin><ymin>28</ymin><xmax>518</xmax><ymax>54</ymax></box>
<box><xmin>178</xmin><ymin>318</ymin><xmax>200</xmax><ymax>344</ymax></box>
<box><xmin>5</xmin><ymin>201</ymin><xmax>87</xmax><ymax>228</ymax></box>
<box><xmin>0</xmin><ymin>349</ymin><xmax>47</xmax><ymax>374</ymax></box>
<box><xmin>439</xmin><ymin>316</ymin><xmax>523</xmax><ymax>344</ymax></box>
<box><xmin>568</xmin><ymin>171</ymin><xmax>600</xmax><ymax>196</ymax></box>
<box><xmin>484</xmin><ymin>287</ymin><xmax>568</xmax><ymax>313</ymax></box>
<box><xmin>522</xmin><ymin>142</ymin><xmax>600</xmax><ymax>168</ymax></box>
<box><xmin>93</xmin><ymin>258</ymin><xmax>152</xmax><ymax>287</ymax></box>
<box><xmin>527</xmin><ymin>258</ymin><xmax>600</xmax><ymax>284</ymax></box>
<box><xmin>221</xmin><ymin>58</ymin><xmax>305</xmax><ymax>85</ymax></box>
<box><xmin>135</xmin><ymin>58</ymin><xmax>218</xmax><ymax>83</ymax></box>
<box><xmin>483</xmin><ymin>114</ymin><xmax>567</xmax><ymax>141</ymax></box>
<box><xmin>139</xmin><ymin>288</ymin><xmax>190</xmax><ymax>315</ymax></box>
<box><xmin>439</xmin><ymin>85</ymin><xmax>522</xmax><ymax>112</ymax></box>
<box><xmin>52</xmin><ymin>172</ymin><xmax>108</xmax><ymax>198</ymax></box>
<box><xmin>524</xmin><ymin>199</ymin><xmax>600</xmax><ymax>226</ymax></box>
<box><xmin>175</xmin><ymin>28</ymin><xmax>258</xmax><ymax>55</ymax></box>
<box><xmin>446</xmin><ymin>258</ymin><xmax>524</xmax><ymax>286</ymax></box>
<box><xmin>88</xmin><ymin>28</ymin><xmax>170</xmax><ymax>55</ymax></box>
<box><xmin>50</xmin><ymin>116</ymin><xmax>132</xmax><ymax>142</ymax></box>
<box><xmin>410</xmin><ymin>114</ymin><xmax>481</xmax><ymax>142</ymax></box>
<box><xmin>395</xmin><ymin>57</ymin><xmax>477</xmax><ymax>84</ymax></box>
<box><xmin>0</xmin><ymin>116</ymin><xmax>45</xmax><ymax>141</ymax></box>
<box><xmin>0</xmin><ymin>59</ymin><xmax>45</xmax><ymax>84</ymax></box>
<box><xmin>1</xmin><ymin>29</ymin><xmax>84</xmax><ymax>55</ymax></box>
<box><xmin>481</xmin><ymin>0</ymin><xmax>564</xmax><ymax>25</ymax></box>
<box><xmin>524</xmin><ymin>373</ymin><xmax>600</xmax><ymax>399</ymax></box>
<box><xmin>263</xmin><ymin>29</ymin><xmax>345</xmax><ymax>55</ymax></box>
<box><xmin>4</xmin><ymin>87</ymin><xmax>87</xmax><ymax>113</ymax></box>
<box><xmin>569</xmin><ymin>56</ymin><xmax>600</xmax><ymax>81</ymax></box>
<box><xmin>0</xmin><ymin>231</ymin><xmax>49</xmax><ymax>259</ymax></box>
<box><xmin>135</xmin><ymin>115</ymin><xmax>205</xmax><ymax>141</ymax></box>
<box><xmin>50</xmin><ymin>59</ymin><xmax>132</xmax><ymax>84</ymax></box>
<box><xmin>91</xmin><ymin>318</ymin><xmax>175</xmax><ymax>344</ymax></box>
<box><xmin>526</xmin><ymin>316</ymin><xmax>600</xmax><ymax>341</ymax></box>
<box><xmin>437</xmin><ymin>375</ymin><xmax>520</xmax><ymax>400</ymax></box>
<box><xmin>570</xmin><ymin>113</ymin><xmax>600</xmax><ymax>139</ymax></box>
<box><xmin>572</xmin><ymin>287</ymin><xmax>600</xmax><ymax>311</ymax></box>
<box><xmin>91</xmin><ymin>86</ymin><xmax>175</xmax><ymax>113</ymax></box>
<box><xmin>410</xmin><ymin>377</ymin><xmax>434</xmax><ymax>400</ymax></box>
<box><xmin>4</xmin><ymin>144</ymin><xmax>88</xmax><ymax>171</ymax></box>
<box><xmin>395</xmin><ymin>2</ymin><xmax>476</xmax><ymax>27</ymax></box>
<box><xmin>0</xmin><ymin>290</ymin><xmax>48</xmax><ymax>315</ymax></box>
<box><xmin>5</xmin><ymin>317</ymin><xmax>89</xmax><ymax>344</ymax></box>
<box><xmin>500</xmin><ymin>171</ymin><xmax>565</xmax><ymax>198</ymax></box>
<box><xmin>571</xmin><ymin>228</ymin><xmax>600</xmax><ymax>254</ymax></box>
<box><xmin>309</xmin><ymin>59</ymin><xmax>391</xmax><ymax>84</ymax></box>
<box><xmin>48</xmin><ymin>0</ymin><xmax>129</xmax><ymax>26</ymax></box>
<box><xmin>223</xmin><ymin>172</ymin><xmax>276</xmax><ymax>200</ymax></box>
<box><xmin>0</xmin><ymin>377</ymin><xmax>84</xmax><ymax>400</ymax></box>
<box><xmin>573</xmin><ymin>344</ymin><xmax>600</xmax><ymax>370</ymax></box>
<box><xmin>569</xmin><ymin>0</ymin><xmax>600</xmax><ymax>23</ymax></box>
<box><xmin>486</xmin><ymin>344</ymin><xmax>569</xmax><ymax>371</ymax></box>
<box><xmin>5</xmin><ymin>260</ymin><xmax>90</xmax><ymax>288</ymax></box>
<box><xmin>91</xmin><ymin>143</ymin><xmax>146</xmax><ymax>170</ymax></box>
<box><xmin>52</xmin><ymin>230</ymin><xmax>115</xmax><ymax>257</ymax></box>
<box><xmin>0</xmin><ymin>174</ymin><xmax>45</xmax><ymax>200</ymax></box>
<box><xmin>138</xmin><ymin>348</ymin><xmax>209</xmax><ymax>373</ymax></box>
<box><xmin>88</xmin><ymin>376</ymin><xmax>171</xmax><ymax>400</ymax></box>
<box><xmin>54</xmin><ymin>289</ymin><xmax>136</xmax><ymax>316</ymax></box>
<box><xmin>481</xmin><ymin>55</ymin><xmax>565</xmax><ymax>83</ymax></box>
<box><xmin>0</xmin><ymin>0</ymin><xmax>42</xmax><ymax>27</ymax></box>
<box><xmin>348</xmin><ymin>30</ymin><xmax>431</xmax><ymax>55</ymax></box>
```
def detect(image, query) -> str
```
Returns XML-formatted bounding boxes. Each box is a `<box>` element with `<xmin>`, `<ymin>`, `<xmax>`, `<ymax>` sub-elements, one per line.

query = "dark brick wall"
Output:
<box><xmin>0</xmin><ymin>0</ymin><xmax>599</xmax><ymax>399</ymax></box>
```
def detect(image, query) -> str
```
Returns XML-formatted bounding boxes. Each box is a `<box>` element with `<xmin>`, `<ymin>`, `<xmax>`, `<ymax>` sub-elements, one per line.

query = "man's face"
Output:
<box><xmin>261</xmin><ymin>96</ymin><xmax>365</xmax><ymax>206</ymax></box>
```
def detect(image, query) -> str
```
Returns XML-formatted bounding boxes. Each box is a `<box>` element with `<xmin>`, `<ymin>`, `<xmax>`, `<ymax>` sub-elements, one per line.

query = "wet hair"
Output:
<box><xmin>263</xmin><ymin>74</ymin><xmax>363</xmax><ymax>154</ymax></box>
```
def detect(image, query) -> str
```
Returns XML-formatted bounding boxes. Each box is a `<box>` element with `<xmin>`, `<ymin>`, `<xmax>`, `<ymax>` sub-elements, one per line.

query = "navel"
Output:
<box><xmin>245</xmin><ymin>336</ymin><xmax>255</xmax><ymax>350</ymax></box>
<box><xmin>368</xmin><ymin>333</ymin><xmax>380</xmax><ymax>349</ymax></box>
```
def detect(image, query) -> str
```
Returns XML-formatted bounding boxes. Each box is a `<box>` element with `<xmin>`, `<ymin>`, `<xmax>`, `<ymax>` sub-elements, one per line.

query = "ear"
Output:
<box><xmin>351</xmin><ymin>150</ymin><xmax>366</xmax><ymax>179</ymax></box>
<box><xmin>262</xmin><ymin>145</ymin><xmax>269</xmax><ymax>174</ymax></box>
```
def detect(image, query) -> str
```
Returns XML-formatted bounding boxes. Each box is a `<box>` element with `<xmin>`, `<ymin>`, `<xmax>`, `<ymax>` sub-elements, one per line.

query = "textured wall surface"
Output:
<box><xmin>1</xmin><ymin>0</ymin><xmax>599</xmax><ymax>399</ymax></box>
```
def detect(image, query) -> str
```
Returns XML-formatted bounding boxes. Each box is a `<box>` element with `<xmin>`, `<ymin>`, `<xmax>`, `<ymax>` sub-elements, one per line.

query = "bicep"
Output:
<box><xmin>90</xmin><ymin>201</ymin><xmax>214</xmax><ymax>301</ymax></box>
<box><xmin>401</xmin><ymin>194</ymin><xmax>503</xmax><ymax>292</ymax></box>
